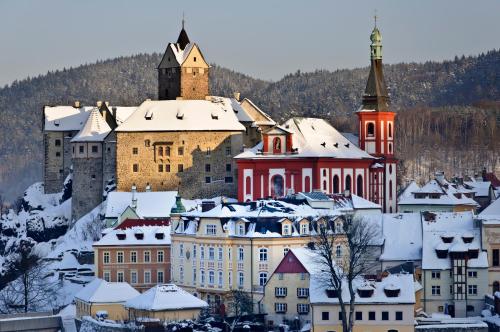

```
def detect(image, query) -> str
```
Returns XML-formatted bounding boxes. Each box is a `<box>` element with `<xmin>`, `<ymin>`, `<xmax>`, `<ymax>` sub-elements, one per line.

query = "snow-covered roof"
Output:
<box><xmin>236</xmin><ymin>117</ymin><xmax>374</xmax><ymax>160</ymax></box>
<box><xmin>289</xmin><ymin>248</ymin><xmax>323</xmax><ymax>275</ymax></box>
<box><xmin>341</xmin><ymin>132</ymin><xmax>359</xmax><ymax>147</ymax></box>
<box><xmin>71</xmin><ymin>109</ymin><xmax>111</xmax><ymax>142</ymax></box>
<box><xmin>479</xmin><ymin>198</ymin><xmax>500</xmax><ymax>222</ymax></box>
<box><xmin>380</xmin><ymin>213</ymin><xmax>422</xmax><ymax>261</ymax></box>
<box><xmin>115</xmin><ymin>98</ymin><xmax>246</xmax><ymax>132</ymax></box>
<box><xmin>399</xmin><ymin>181</ymin><xmax>421</xmax><ymax>199</ymax></box>
<box><xmin>44</xmin><ymin>105</ymin><xmax>95</xmax><ymax>131</ymax></box>
<box><xmin>351</xmin><ymin>194</ymin><xmax>382</xmax><ymax>210</ymax></box>
<box><xmin>74</xmin><ymin>278</ymin><xmax>139</xmax><ymax>303</ymax></box>
<box><xmin>125</xmin><ymin>284</ymin><xmax>208</xmax><ymax>311</ymax></box>
<box><xmin>112</xmin><ymin>106</ymin><xmax>137</xmax><ymax>125</ymax></box>
<box><xmin>105</xmin><ymin>191</ymin><xmax>178</xmax><ymax>219</ymax></box>
<box><xmin>169</xmin><ymin>43</ymin><xmax>195</xmax><ymax>66</ymax></box>
<box><xmin>310</xmin><ymin>273</ymin><xmax>415</xmax><ymax>305</ymax></box>
<box><xmin>94</xmin><ymin>225</ymin><xmax>171</xmax><ymax>247</ymax></box>
<box><xmin>464</xmin><ymin>180</ymin><xmax>491</xmax><ymax>197</ymax></box>
<box><xmin>239</xmin><ymin>98</ymin><xmax>275</xmax><ymax>126</ymax></box>
<box><xmin>421</xmin><ymin>211</ymin><xmax>487</xmax><ymax>270</ymax></box>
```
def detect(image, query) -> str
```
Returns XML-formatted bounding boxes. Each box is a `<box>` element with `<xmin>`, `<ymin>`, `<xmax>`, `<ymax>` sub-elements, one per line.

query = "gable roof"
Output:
<box><xmin>125</xmin><ymin>284</ymin><xmax>207</xmax><ymax>311</ymax></box>
<box><xmin>105</xmin><ymin>191</ymin><xmax>178</xmax><ymax>219</ymax></box>
<box><xmin>74</xmin><ymin>278</ymin><xmax>139</xmax><ymax>303</ymax></box>
<box><xmin>380</xmin><ymin>213</ymin><xmax>422</xmax><ymax>262</ymax></box>
<box><xmin>115</xmin><ymin>98</ymin><xmax>245</xmax><ymax>132</ymax></box>
<box><xmin>236</xmin><ymin>117</ymin><xmax>374</xmax><ymax>160</ymax></box>
<box><xmin>239</xmin><ymin>98</ymin><xmax>276</xmax><ymax>126</ymax></box>
<box><xmin>93</xmin><ymin>225</ymin><xmax>171</xmax><ymax>247</ymax></box>
<box><xmin>71</xmin><ymin>109</ymin><xmax>112</xmax><ymax>142</ymax></box>
<box><xmin>479</xmin><ymin>198</ymin><xmax>500</xmax><ymax>219</ymax></box>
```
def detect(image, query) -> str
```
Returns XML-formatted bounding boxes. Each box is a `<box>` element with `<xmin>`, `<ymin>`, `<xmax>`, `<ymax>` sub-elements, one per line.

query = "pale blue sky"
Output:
<box><xmin>0</xmin><ymin>0</ymin><xmax>499</xmax><ymax>86</ymax></box>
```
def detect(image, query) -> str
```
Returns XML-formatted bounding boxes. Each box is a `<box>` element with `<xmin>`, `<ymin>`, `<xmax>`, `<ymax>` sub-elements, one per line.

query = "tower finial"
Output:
<box><xmin>182</xmin><ymin>12</ymin><xmax>185</xmax><ymax>29</ymax></box>
<box><xmin>374</xmin><ymin>9</ymin><xmax>377</xmax><ymax>28</ymax></box>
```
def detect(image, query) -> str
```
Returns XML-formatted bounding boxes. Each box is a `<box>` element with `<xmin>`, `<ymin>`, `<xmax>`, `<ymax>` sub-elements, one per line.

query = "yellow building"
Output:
<box><xmin>169</xmin><ymin>199</ymin><xmax>345</xmax><ymax>312</ymax></box>
<box><xmin>125</xmin><ymin>284</ymin><xmax>208</xmax><ymax>322</ymax></box>
<box><xmin>310</xmin><ymin>273</ymin><xmax>416</xmax><ymax>332</ymax></box>
<box><xmin>74</xmin><ymin>278</ymin><xmax>140</xmax><ymax>322</ymax></box>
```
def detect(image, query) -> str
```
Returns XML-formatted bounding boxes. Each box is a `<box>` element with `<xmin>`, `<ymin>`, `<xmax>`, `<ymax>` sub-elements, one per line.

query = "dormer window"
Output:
<box><xmin>283</xmin><ymin>224</ymin><xmax>291</xmax><ymax>236</ymax></box>
<box><xmin>237</xmin><ymin>223</ymin><xmax>245</xmax><ymax>236</ymax></box>
<box><xmin>178</xmin><ymin>221</ymin><xmax>185</xmax><ymax>233</ymax></box>
<box><xmin>300</xmin><ymin>222</ymin><xmax>309</xmax><ymax>235</ymax></box>
<box><xmin>155</xmin><ymin>232</ymin><xmax>164</xmax><ymax>240</ymax></box>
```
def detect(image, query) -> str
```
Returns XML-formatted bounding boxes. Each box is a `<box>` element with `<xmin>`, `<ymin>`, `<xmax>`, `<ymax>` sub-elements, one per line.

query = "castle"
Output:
<box><xmin>43</xmin><ymin>22</ymin><xmax>397</xmax><ymax>220</ymax></box>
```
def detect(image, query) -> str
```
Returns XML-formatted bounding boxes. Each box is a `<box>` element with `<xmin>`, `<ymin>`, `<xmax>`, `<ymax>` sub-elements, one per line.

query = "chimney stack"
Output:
<box><xmin>73</xmin><ymin>101</ymin><xmax>80</xmax><ymax>108</ymax></box>
<box><xmin>131</xmin><ymin>184</ymin><xmax>137</xmax><ymax>210</ymax></box>
<box><xmin>146</xmin><ymin>183</ymin><xmax>151</xmax><ymax>192</ymax></box>
<box><xmin>96</xmin><ymin>101</ymin><xmax>102</xmax><ymax>108</ymax></box>
<box><xmin>233</xmin><ymin>92</ymin><xmax>240</xmax><ymax>101</ymax></box>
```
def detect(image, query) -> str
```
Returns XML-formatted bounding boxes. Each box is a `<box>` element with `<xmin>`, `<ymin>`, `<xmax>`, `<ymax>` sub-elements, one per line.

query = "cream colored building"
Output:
<box><xmin>479</xmin><ymin>198</ymin><xmax>500</xmax><ymax>294</ymax></box>
<box><xmin>310</xmin><ymin>274</ymin><xmax>416</xmax><ymax>332</ymax></box>
<box><xmin>73</xmin><ymin>278</ymin><xmax>140</xmax><ymax>322</ymax></box>
<box><xmin>170</xmin><ymin>199</ymin><xmax>344</xmax><ymax>312</ymax></box>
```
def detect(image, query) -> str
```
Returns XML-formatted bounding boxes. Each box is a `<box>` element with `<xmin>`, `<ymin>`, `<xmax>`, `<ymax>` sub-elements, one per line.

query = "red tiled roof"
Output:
<box><xmin>485</xmin><ymin>173</ymin><xmax>500</xmax><ymax>188</ymax></box>
<box><xmin>273</xmin><ymin>250</ymin><xmax>308</xmax><ymax>274</ymax></box>
<box><xmin>115</xmin><ymin>218</ymin><xmax>170</xmax><ymax>230</ymax></box>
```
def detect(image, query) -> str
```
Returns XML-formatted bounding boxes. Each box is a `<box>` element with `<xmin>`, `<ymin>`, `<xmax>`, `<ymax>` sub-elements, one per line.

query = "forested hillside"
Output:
<box><xmin>0</xmin><ymin>50</ymin><xmax>499</xmax><ymax>200</ymax></box>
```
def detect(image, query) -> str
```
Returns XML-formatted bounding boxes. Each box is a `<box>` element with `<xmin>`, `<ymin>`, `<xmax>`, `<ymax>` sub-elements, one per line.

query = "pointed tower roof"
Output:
<box><xmin>362</xmin><ymin>25</ymin><xmax>390</xmax><ymax>112</ymax></box>
<box><xmin>176</xmin><ymin>18</ymin><xmax>190</xmax><ymax>50</ymax></box>
<box><xmin>71</xmin><ymin>108</ymin><xmax>111</xmax><ymax>142</ymax></box>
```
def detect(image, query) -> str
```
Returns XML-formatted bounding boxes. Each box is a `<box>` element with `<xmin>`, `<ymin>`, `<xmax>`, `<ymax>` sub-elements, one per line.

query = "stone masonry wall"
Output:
<box><xmin>180</xmin><ymin>67</ymin><xmax>209</xmax><ymax>100</ymax></box>
<box><xmin>158</xmin><ymin>69</ymin><xmax>181</xmax><ymax>100</ymax></box>
<box><xmin>103</xmin><ymin>132</ymin><xmax>117</xmax><ymax>190</ymax></box>
<box><xmin>44</xmin><ymin>131</ymin><xmax>75</xmax><ymax>193</ymax></box>
<box><xmin>116</xmin><ymin>131</ymin><xmax>242</xmax><ymax>199</ymax></box>
<box><xmin>72</xmin><ymin>147</ymin><xmax>104</xmax><ymax>221</ymax></box>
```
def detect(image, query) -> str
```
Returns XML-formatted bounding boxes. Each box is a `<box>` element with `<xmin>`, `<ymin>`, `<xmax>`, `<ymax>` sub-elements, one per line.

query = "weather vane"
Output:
<box><xmin>374</xmin><ymin>9</ymin><xmax>378</xmax><ymax>28</ymax></box>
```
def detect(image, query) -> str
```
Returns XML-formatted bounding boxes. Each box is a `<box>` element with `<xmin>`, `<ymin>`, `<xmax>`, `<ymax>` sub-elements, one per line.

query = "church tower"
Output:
<box><xmin>357</xmin><ymin>21</ymin><xmax>397</xmax><ymax>213</ymax></box>
<box><xmin>157</xmin><ymin>20</ymin><xmax>209</xmax><ymax>100</ymax></box>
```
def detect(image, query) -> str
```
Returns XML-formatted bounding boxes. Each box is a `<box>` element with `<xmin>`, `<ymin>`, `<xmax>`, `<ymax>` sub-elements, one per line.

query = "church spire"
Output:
<box><xmin>362</xmin><ymin>20</ymin><xmax>389</xmax><ymax>112</ymax></box>
<box><xmin>176</xmin><ymin>14</ymin><xmax>190</xmax><ymax>50</ymax></box>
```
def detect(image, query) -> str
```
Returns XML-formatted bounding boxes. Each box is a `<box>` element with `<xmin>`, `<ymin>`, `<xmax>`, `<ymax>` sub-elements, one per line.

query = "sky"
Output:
<box><xmin>0</xmin><ymin>0</ymin><xmax>499</xmax><ymax>86</ymax></box>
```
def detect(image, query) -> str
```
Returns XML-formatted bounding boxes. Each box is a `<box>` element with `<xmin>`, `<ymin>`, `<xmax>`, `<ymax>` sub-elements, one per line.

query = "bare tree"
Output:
<box><xmin>225</xmin><ymin>289</ymin><xmax>254</xmax><ymax>332</ymax></box>
<box><xmin>0</xmin><ymin>241</ymin><xmax>60</xmax><ymax>313</ymax></box>
<box><xmin>314</xmin><ymin>214</ymin><xmax>379</xmax><ymax>332</ymax></box>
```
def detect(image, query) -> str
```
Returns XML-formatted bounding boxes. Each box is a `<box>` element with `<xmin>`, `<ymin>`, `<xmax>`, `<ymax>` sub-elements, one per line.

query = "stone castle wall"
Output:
<box><xmin>44</xmin><ymin>131</ymin><xmax>76</xmax><ymax>193</ymax></box>
<box><xmin>180</xmin><ymin>67</ymin><xmax>209</xmax><ymax>100</ymax></box>
<box><xmin>103</xmin><ymin>132</ymin><xmax>117</xmax><ymax>190</ymax></box>
<box><xmin>116</xmin><ymin>131</ymin><xmax>242</xmax><ymax>199</ymax></box>
<box><xmin>158</xmin><ymin>69</ymin><xmax>181</xmax><ymax>100</ymax></box>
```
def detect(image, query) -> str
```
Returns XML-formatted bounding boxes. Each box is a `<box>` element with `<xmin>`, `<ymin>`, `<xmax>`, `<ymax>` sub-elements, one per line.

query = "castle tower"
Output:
<box><xmin>357</xmin><ymin>21</ymin><xmax>397</xmax><ymax>213</ymax></box>
<box><xmin>157</xmin><ymin>20</ymin><xmax>210</xmax><ymax>100</ymax></box>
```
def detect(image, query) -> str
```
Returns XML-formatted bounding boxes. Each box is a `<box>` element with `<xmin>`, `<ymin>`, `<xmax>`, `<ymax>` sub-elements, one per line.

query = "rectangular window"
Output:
<box><xmin>275</xmin><ymin>303</ymin><xmax>287</xmax><ymax>313</ymax></box>
<box><xmin>133</xmin><ymin>164</ymin><xmax>139</xmax><ymax>172</ymax></box>
<box><xmin>321</xmin><ymin>311</ymin><xmax>329</xmax><ymax>321</ymax></box>
<box><xmin>165</xmin><ymin>164</ymin><xmax>171</xmax><ymax>172</ymax></box>
<box><xmin>206</xmin><ymin>224</ymin><xmax>217</xmax><ymax>235</ymax></box>
<box><xmin>382</xmin><ymin>311</ymin><xmax>389</xmax><ymax>321</ymax></box>
<box><xmin>193</xmin><ymin>268</ymin><xmax>197</xmax><ymax>285</ymax></box>
<box><xmin>355</xmin><ymin>311</ymin><xmax>362</xmax><ymax>321</ymax></box>
<box><xmin>431</xmin><ymin>271</ymin><xmax>441</xmax><ymax>279</ymax></box>
<box><xmin>468</xmin><ymin>284</ymin><xmax>478</xmax><ymax>295</ymax></box>
<box><xmin>225</xmin><ymin>147</ymin><xmax>231</xmax><ymax>156</ymax></box>
<box><xmin>79</xmin><ymin>145</ymin><xmax>84</xmax><ymax>153</ymax></box>
<box><xmin>275</xmin><ymin>287</ymin><xmax>287</xmax><ymax>297</ymax></box>
<box><xmin>55</xmin><ymin>139</ymin><xmax>61</xmax><ymax>146</ymax></box>
<box><xmin>278</xmin><ymin>273</ymin><xmax>284</xmax><ymax>280</ymax></box>
<box><xmin>369</xmin><ymin>311</ymin><xmax>375</xmax><ymax>320</ymax></box>
<box><xmin>218</xmin><ymin>270</ymin><xmax>223</xmax><ymax>287</ymax></box>
<box><xmin>297</xmin><ymin>288</ymin><xmax>309</xmax><ymax>298</ymax></box>
<box><xmin>468</xmin><ymin>270</ymin><xmax>477</xmax><ymax>278</ymax></box>
<box><xmin>200</xmin><ymin>246</ymin><xmax>205</xmax><ymax>260</ymax></box>
<box><xmin>179</xmin><ymin>244</ymin><xmax>184</xmax><ymax>257</ymax></box>
<box><xmin>283</xmin><ymin>248</ymin><xmax>290</xmax><ymax>256</ymax></box>
<box><xmin>432</xmin><ymin>285</ymin><xmax>441</xmax><ymax>296</ymax></box>
<box><xmin>396</xmin><ymin>311</ymin><xmax>403</xmax><ymax>320</ymax></box>
<box><xmin>117</xmin><ymin>271</ymin><xmax>124</xmax><ymax>282</ymax></box>
<box><xmin>56</xmin><ymin>152</ymin><xmax>61</xmax><ymax>157</ymax></box>
<box><xmin>178</xmin><ymin>147</ymin><xmax>184</xmax><ymax>156</ymax></box>
<box><xmin>157</xmin><ymin>250</ymin><xmax>164</xmax><ymax>262</ymax></box>
<box><xmin>178</xmin><ymin>164</ymin><xmax>184</xmax><ymax>172</ymax></box>
<box><xmin>205</xmin><ymin>164</ymin><xmax>211</xmax><ymax>172</ymax></box>
<box><xmin>117</xmin><ymin>252</ymin><xmax>124</xmax><ymax>263</ymax></box>
<box><xmin>130</xmin><ymin>251</ymin><xmax>137</xmax><ymax>263</ymax></box>
<box><xmin>201</xmin><ymin>270</ymin><xmax>205</xmax><ymax>284</ymax></box>
<box><xmin>130</xmin><ymin>271</ymin><xmax>137</xmax><ymax>284</ymax></box>
<box><xmin>132</xmin><ymin>147</ymin><xmax>138</xmax><ymax>154</ymax></box>
<box><xmin>144</xmin><ymin>251</ymin><xmax>151</xmax><ymax>263</ymax></box>
<box><xmin>144</xmin><ymin>271</ymin><xmax>151</xmax><ymax>284</ymax></box>
<box><xmin>103</xmin><ymin>252</ymin><xmax>110</xmax><ymax>264</ymax></box>
<box><xmin>238</xmin><ymin>271</ymin><xmax>244</xmax><ymax>287</ymax></box>
<box><xmin>103</xmin><ymin>271</ymin><xmax>110</xmax><ymax>282</ymax></box>
<box><xmin>226</xmin><ymin>164</ymin><xmax>231</xmax><ymax>172</ymax></box>
<box><xmin>339</xmin><ymin>311</ymin><xmax>344</xmax><ymax>321</ymax></box>
<box><xmin>157</xmin><ymin>271</ymin><xmax>164</xmax><ymax>283</ymax></box>
<box><xmin>209</xmin><ymin>247</ymin><xmax>215</xmax><ymax>260</ymax></box>
<box><xmin>209</xmin><ymin>270</ymin><xmax>215</xmax><ymax>284</ymax></box>
<box><xmin>238</xmin><ymin>247</ymin><xmax>244</xmax><ymax>261</ymax></box>
<box><xmin>206</xmin><ymin>148</ymin><xmax>211</xmax><ymax>156</ymax></box>
<box><xmin>158</xmin><ymin>164</ymin><xmax>163</xmax><ymax>172</ymax></box>
<box><xmin>91</xmin><ymin>145</ymin><xmax>98</xmax><ymax>153</ymax></box>
<box><xmin>218</xmin><ymin>247</ymin><xmax>223</xmax><ymax>261</ymax></box>
<box><xmin>205</xmin><ymin>176</ymin><xmax>211</xmax><ymax>184</ymax></box>
<box><xmin>225</xmin><ymin>177</ymin><xmax>233</xmax><ymax>183</ymax></box>
<box><xmin>297</xmin><ymin>304</ymin><xmax>309</xmax><ymax>314</ymax></box>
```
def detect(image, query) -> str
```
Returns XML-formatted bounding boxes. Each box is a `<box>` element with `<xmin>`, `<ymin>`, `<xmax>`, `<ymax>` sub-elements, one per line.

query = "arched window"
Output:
<box><xmin>389</xmin><ymin>180</ymin><xmax>393</xmax><ymax>200</ymax></box>
<box><xmin>389</xmin><ymin>165</ymin><xmax>393</xmax><ymax>174</ymax></box>
<box><xmin>271</xmin><ymin>175</ymin><xmax>284</xmax><ymax>197</ymax></box>
<box><xmin>158</xmin><ymin>146</ymin><xmax>163</xmax><ymax>156</ymax></box>
<box><xmin>259</xmin><ymin>272</ymin><xmax>268</xmax><ymax>286</ymax></box>
<box><xmin>245</xmin><ymin>176</ymin><xmax>251</xmax><ymax>196</ymax></box>
<box><xmin>389</xmin><ymin>143</ymin><xmax>393</xmax><ymax>154</ymax></box>
<box><xmin>494</xmin><ymin>281</ymin><xmax>500</xmax><ymax>293</ymax></box>
<box><xmin>273</xmin><ymin>137</ymin><xmax>282</xmax><ymax>154</ymax></box>
<box><xmin>304</xmin><ymin>176</ymin><xmax>311</xmax><ymax>192</ymax></box>
<box><xmin>357</xmin><ymin>175</ymin><xmax>363</xmax><ymax>197</ymax></box>
<box><xmin>323</xmin><ymin>180</ymin><xmax>327</xmax><ymax>191</ymax></box>
<box><xmin>166</xmin><ymin>146</ymin><xmax>171</xmax><ymax>156</ymax></box>
<box><xmin>388</xmin><ymin>122</ymin><xmax>393</xmax><ymax>138</ymax></box>
<box><xmin>345</xmin><ymin>175</ymin><xmax>352</xmax><ymax>192</ymax></box>
<box><xmin>323</xmin><ymin>169</ymin><xmax>327</xmax><ymax>177</ymax></box>
<box><xmin>333</xmin><ymin>175</ymin><xmax>339</xmax><ymax>193</ymax></box>
<box><xmin>367</xmin><ymin>122</ymin><xmax>375</xmax><ymax>137</ymax></box>
<box><xmin>336</xmin><ymin>245</ymin><xmax>342</xmax><ymax>258</ymax></box>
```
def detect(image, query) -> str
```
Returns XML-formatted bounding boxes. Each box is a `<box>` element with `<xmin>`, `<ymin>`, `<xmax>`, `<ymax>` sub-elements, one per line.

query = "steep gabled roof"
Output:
<box><xmin>74</xmin><ymin>279</ymin><xmax>139</xmax><ymax>303</ymax></box>
<box><xmin>125</xmin><ymin>284</ymin><xmax>207</xmax><ymax>311</ymax></box>
<box><xmin>71</xmin><ymin>108</ymin><xmax>111</xmax><ymax>142</ymax></box>
<box><xmin>176</xmin><ymin>27</ymin><xmax>190</xmax><ymax>50</ymax></box>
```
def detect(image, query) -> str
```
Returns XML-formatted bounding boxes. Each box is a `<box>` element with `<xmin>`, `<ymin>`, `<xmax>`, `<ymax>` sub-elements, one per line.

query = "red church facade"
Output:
<box><xmin>235</xmin><ymin>26</ymin><xmax>397</xmax><ymax>213</ymax></box>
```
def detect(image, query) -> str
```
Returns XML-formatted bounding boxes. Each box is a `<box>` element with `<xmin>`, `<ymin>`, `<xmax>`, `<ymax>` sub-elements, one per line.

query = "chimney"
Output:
<box><xmin>96</xmin><ymin>101</ymin><xmax>102</xmax><ymax>108</ymax></box>
<box><xmin>105</xmin><ymin>101</ymin><xmax>109</xmax><ymax>107</ymax></box>
<box><xmin>343</xmin><ymin>189</ymin><xmax>351</xmax><ymax>197</ymax></box>
<box><xmin>435</xmin><ymin>171</ymin><xmax>445</xmax><ymax>184</ymax></box>
<box><xmin>145</xmin><ymin>183</ymin><xmax>151</xmax><ymax>192</ymax></box>
<box><xmin>233</xmin><ymin>92</ymin><xmax>241</xmax><ymax>101</ymax></box>
<box><xmin>73</xmin><ymin>101</ymin><xmax>80</xmax><ymax>108</ymax></box>
<box><xmin>131</xmin><ymin>185</ymin><xmax>137</xmax><ymax>210</ymax></box>
<box><xmin>482</xmin><ymin>167</ymin><xmax>488</xmax><ymax>181</ymax></box>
